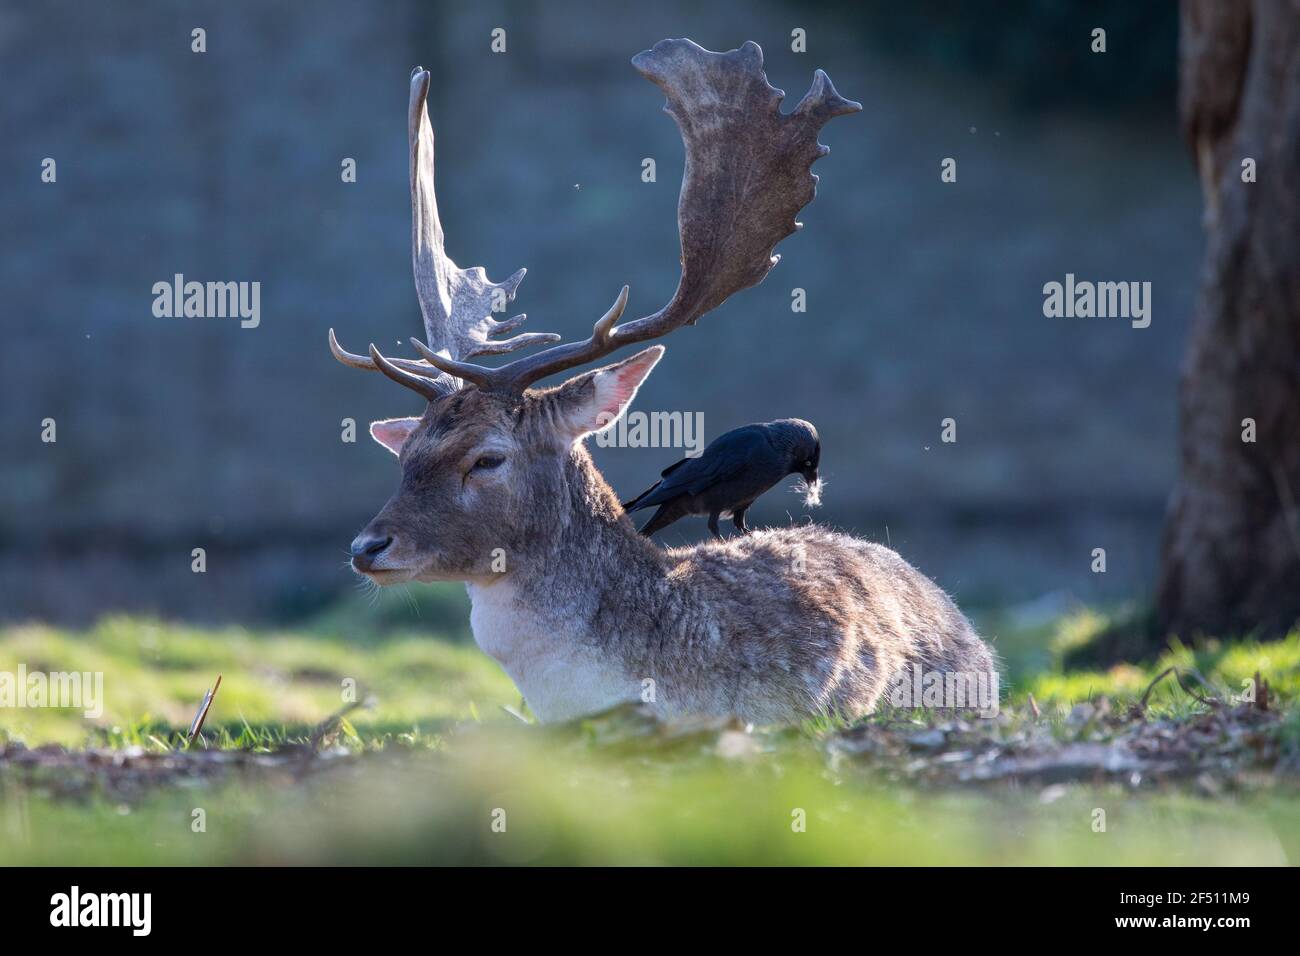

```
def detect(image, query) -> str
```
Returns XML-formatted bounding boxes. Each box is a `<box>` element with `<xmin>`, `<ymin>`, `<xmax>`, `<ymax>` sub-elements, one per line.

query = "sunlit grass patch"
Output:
<box><xmin>0</xmin><ymin>614</ymin><xmax>517</xmax><ymax>748</ymax></box>
<box><xmin>2</xmin><ymin>612</ymin><xmax>1298</xmax><ymax>866</ymax></box>
<box><xmin>1004</xmin><ymin>611</ymin><xmax>1300</xmax><ymax>717</ymax></box>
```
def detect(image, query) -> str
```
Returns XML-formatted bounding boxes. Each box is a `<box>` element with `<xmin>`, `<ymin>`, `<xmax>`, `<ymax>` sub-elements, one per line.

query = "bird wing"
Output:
<box><xmin>630</xmin><ymin>427</ymin><xmax>768</xmax><ymax>509</ymax></box>
<box><xmin>622</xmin><ymin>455</ymin><xmax>690</xmax><ymax>511</ymax></box>
<box><xmin>659</xmin><ymin>457</ymin><xmax>691</xmax><ymax>478</ymax></box>
<box><xmin>623</xmin><ymin>455</ymin><xmax>698</xmax><ymax>511</ymax></box>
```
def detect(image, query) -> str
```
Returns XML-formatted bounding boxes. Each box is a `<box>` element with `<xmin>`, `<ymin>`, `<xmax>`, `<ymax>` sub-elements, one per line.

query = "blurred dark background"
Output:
<box><xmin>0</xmin><ymin>0</ymin><xmax>1196</xmax><ymax>625</ymax></box>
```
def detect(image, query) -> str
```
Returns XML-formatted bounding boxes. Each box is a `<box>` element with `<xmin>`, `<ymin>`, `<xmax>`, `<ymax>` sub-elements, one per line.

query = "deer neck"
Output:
<box><xmin>464</xmin><ymin>444</ymin><xmax>665</xmax><ymax>722</ymax></box>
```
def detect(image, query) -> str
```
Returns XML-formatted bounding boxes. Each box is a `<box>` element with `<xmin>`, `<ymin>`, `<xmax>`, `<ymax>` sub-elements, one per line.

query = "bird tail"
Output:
<box><xmin>637</xmin><ymin>504</ymin><xmax>677</xmax><ymax>537</ymax></box>
<box><xmin>621</xmin><ymin>481</ymin><xmax>660</xmax><ymax>512</ymax></box>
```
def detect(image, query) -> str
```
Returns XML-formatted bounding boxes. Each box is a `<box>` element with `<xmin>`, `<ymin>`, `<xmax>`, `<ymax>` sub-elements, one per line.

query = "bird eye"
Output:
<box><xmin>473</xmin><ymin>454</ymin><xmax>505</xmax><ymax>472</ymax></box>
<box><xmin>804</xmin><ymin>459</ymin><xmax>813</xmax><ymax>467</ymax></box>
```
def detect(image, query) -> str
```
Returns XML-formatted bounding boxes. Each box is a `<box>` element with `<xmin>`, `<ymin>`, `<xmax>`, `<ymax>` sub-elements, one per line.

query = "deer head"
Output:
<box><xmin>331</xmin><ymin>39</ymin><xmax>859</xmax><ymax>584</ymax></box>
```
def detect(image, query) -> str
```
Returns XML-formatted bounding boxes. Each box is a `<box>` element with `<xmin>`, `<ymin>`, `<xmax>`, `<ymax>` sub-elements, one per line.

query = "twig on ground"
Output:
<box><xmin>186</xmin><ymin>674</ymin><xmax>222</xmax><ymax>746</ymax></box>
<box><xmin>1135</xmin><ymin>665</ymin><xmax>1220</xmax><ymax>717</ymax></box>
<box><xmin>1254</xmin><ymin>670</ymin><xmax>1270</xmax><ymax>712</ymax></box>
<box><xmin>1180</xmin><ymin>667</ymin><xmax>1222</xmax><ymax>707</ymax></box>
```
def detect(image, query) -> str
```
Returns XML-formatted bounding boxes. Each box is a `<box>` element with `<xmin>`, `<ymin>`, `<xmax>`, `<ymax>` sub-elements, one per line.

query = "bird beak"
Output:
<box><xmin>801</xmin><ymin>471</ymin><xmax>823</xmax><ymax>507</ymax></box>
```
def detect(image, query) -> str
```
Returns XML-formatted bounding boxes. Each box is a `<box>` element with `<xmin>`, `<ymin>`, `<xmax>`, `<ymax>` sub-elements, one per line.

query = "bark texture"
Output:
<box><xmin>1155</xmin><ymin>0</ymin><xmax>1300</xmax><ymax>639</ymax></box>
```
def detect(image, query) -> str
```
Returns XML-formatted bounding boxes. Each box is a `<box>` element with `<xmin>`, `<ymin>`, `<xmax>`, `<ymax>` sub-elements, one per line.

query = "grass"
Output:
<box><xmin>0</xmin><ymin>592</ymin><xmax>513</xmax><ymax>748</ymax></box>
<box><xmin>1</xmin><ymin>591</ymin><xmax>1298</xmax><ymax>865</ymax></box>
<box><xmin>990</xmin><ymin>605</ymin><xmax>1300</xmax><ymax>710</ymax></box>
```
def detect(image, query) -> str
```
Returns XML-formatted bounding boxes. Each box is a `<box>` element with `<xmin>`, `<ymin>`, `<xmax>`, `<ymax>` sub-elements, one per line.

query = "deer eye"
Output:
<box><xmin>472</xmin><ymin>454</ymin><xmax>505</xmax><ymax>472</ymax></box>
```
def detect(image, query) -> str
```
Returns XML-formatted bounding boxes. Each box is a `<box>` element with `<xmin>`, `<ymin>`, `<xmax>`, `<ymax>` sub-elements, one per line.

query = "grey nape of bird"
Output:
<box><xmin>621</xmin><ymin>419</ymin><xmax>822</xmax><ymax>538</ymax></box>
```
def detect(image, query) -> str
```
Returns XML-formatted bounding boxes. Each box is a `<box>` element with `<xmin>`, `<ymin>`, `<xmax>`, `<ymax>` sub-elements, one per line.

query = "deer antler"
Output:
<box><xmin>328</xmin><ymin>67</ymin><xmax>561</xmax><ymax>398</ymax></box>
<box><xmin>332</xmin><ymin>41</ymin><xmax>859</xmax><ymax>399</ymax></box>
<box><xmin>412</xmin><ymin>39</ymin><xmax>860</xmax><ymax>394</ymax></box>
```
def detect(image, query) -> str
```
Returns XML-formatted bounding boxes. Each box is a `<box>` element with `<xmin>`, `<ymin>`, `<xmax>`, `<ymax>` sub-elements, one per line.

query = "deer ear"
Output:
<box><xmin>552</xmin><ymin>346</ymin><xmax>664</xmax><ymax>443</ymax></box>
<box><xmin>369</xmin><ymin>417</ymin><xmax>420</xmax><ymax>456</ymax></box>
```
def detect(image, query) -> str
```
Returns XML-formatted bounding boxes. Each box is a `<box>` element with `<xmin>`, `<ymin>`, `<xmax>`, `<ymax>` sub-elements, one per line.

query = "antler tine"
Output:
<box><xmin>464</xmin><ymin>314</ymin><xmax>562</xmax><ymax>357</ymax></box>
<box><xmin>407</xmin><ymin>338</ymin><xmax>494</xmax><ymax>388</ymax></box>
<box><xmin>328</xmin><ymin>327</ymin><xmax>380</xmax><ymax>371</ymax></box>
<box><xmin>439</xmin><ymin>39</ymin><xmax>859</xmax><ymax>394</ymax></box>
<box><xmin>368</xmin><ymin>343</ymin><xmax>447</xmax><ymax>402</ymax></box>
<box><xmin>329</xmin><ymin>327</ymin><xmax>455</xmax><ymax>381</ymax></box>
<box><xmin>481</xmin><ymin>313</ymin><xmax>530</xmax><ymax>339</ymax></box>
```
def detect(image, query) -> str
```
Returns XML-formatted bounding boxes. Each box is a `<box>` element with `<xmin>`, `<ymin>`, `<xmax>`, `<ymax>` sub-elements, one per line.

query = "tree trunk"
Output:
<box><xmin>1155</xmin><ymin>0</ymin><xmax>1300</xmax><ymax>640</ymax></box>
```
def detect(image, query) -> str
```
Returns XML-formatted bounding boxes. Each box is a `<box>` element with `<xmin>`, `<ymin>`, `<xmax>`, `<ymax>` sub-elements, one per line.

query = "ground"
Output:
<box><xmin>1</xmin><ymin>586</ymin><xmax>1297</xmax><ymax>865</ymax></box>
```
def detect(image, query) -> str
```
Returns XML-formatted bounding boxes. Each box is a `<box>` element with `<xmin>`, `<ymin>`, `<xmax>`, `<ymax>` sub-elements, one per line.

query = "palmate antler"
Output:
<box><xmin>331</xmin><ymin>39</ymin><xmax>859</xmax><ymax>399</ymax></box>
<box><xmin>328</xmin><ymin>67</ymin><xmax>560</xmax><ymax>399</ymax></box>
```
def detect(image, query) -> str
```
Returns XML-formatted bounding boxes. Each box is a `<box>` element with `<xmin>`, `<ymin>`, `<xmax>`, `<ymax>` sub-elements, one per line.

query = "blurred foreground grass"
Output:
<box><xmin>1</xmin><ymin>588</ymin><xmax>1298</xmax><ymax>865</ymax></box>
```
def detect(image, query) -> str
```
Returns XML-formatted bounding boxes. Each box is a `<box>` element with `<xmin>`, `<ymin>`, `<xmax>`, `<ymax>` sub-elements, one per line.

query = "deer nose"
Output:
<box><xmin>350</xmin><ymin>532</ymin><xmax>393</xmax><ymax>571</ymax></box>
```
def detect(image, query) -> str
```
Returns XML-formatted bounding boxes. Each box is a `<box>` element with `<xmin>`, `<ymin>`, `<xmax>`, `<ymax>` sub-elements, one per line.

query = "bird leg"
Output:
<box><xmin>707</xmin><ymin>512</ymin><xmax>722</xmax><ymax>539</ymax></box>
<box><xmin>733</xmin><ymin>508</ymin><xmax>749</xmax><ymax>534</ymax></box>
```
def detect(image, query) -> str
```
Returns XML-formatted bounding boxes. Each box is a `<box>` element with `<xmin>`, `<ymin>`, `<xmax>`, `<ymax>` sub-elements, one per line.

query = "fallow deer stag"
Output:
<box><xmin>331</xmin><ymin>39</ymin><xmax>996</xmax><ymax>724</ymax></box>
